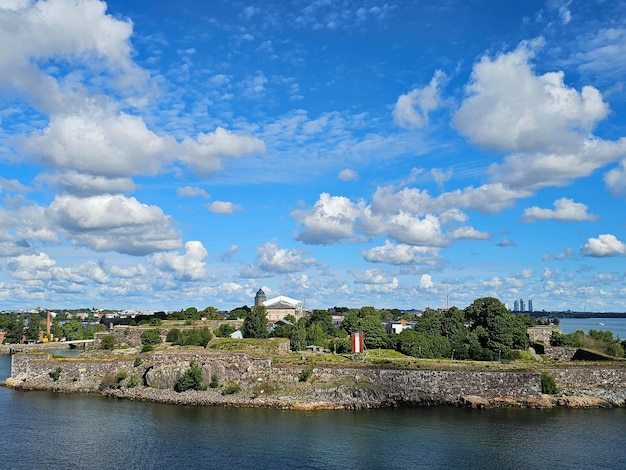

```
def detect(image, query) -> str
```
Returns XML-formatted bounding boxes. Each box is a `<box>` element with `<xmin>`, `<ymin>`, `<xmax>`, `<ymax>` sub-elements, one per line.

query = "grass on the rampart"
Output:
<box><xmin>206</xmin><ymin>337</ymin><xmax>288</xmax><ymax>357</ymax></box>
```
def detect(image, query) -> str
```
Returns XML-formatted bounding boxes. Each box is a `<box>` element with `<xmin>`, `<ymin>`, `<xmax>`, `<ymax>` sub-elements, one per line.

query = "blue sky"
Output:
<box><xmin>1</xmin><ymin>0</ymin><xmax>626</xmax><ymax>313</ymax></box>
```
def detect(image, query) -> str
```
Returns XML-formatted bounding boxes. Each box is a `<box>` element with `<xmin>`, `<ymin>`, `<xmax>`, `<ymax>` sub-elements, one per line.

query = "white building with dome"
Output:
<box><xmin>254</xmin><ymin>288</ymin><xmax>304</xmax><ymax>322</ymax></box>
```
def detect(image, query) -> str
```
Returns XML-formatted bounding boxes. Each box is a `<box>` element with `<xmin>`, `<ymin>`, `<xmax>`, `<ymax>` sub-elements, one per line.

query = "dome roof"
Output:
<box><xmin>255</xmin><ymin>288</ymin><xmax>266</xmax><ymax>296</ymax></box>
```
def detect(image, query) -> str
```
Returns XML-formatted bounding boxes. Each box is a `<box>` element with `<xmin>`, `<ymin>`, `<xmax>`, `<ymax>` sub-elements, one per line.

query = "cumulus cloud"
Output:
<box><xmin>448</xmin><ymin>226</ymin><xmax>491</xmax><ymax>241</ymax></box>
<box><xmin>361</xmin><ymin>240</ymin><xmax>440</xmax><ymax>265</ymax></box>
<box><xmin>207</xmin><ymin>201</ymin><xmax>242</xmax><ymax>214</ymax></box>
<box><xmin>456</xmin><ymin>39</ymin><xmax>608</xmax><ymax>153</ymax></box>
<box><xmin>148</xmin><ymin>240</ymin><xmax>208</xmax><ymax>281</ymax></box>
<box><xmin>292</xmin><ymin>193</ymin><xmax>362</xmax><ymax>245</ymax></box>
<box><xmin>418</xmin><ymin>274</ymin><xmax>434</xmax><ymax>289</ymax></box>
<box><xmin>179</xmin><ymin>127</ymin><xmax>266</xmax><ymax>175</ymax></box>
<box><xmin>521</xmin><ymin>197</ymin><xmax>599</xmax><ymax>222</ymax></box>
<box><xmin>338</xmin><ymin>168</ymin><xmax>358</xmax><ymax>181</ymax></box>
<box><xmin>581</xmin><ymin>234</ymin><xmax>626</xmax><ymax>257</ymax></box>
<box><xmin>177</xmin><ymin>186</ymin><xmax>210</xmax><ymax>198</ymax></box>
<box><xmin>254</xmin><ymin>242</ymin><xmax>315</xmax><ymax>274</ymax></box>
<box><xmin>42</xmin><ymin>171</ymin><xmax>135</xmax><ymax>196</ymax></box>
<box><xmin>604</xmin><ymin>159</ymin><xmax>626</xmax><ymax>196</ymax></box>
<box><xmin>393</xmin><ymin>70</ymin><xmax>446</xmax><ymax>129</ymax></box>
<box><xmin>48</xmin><ymin>194</ymin><xmax>182</xmax><ymax>255</ymax></box>
<box><xmin>454</xmin><ymin>39</ymin><xmax>626</xmax><ymax>191</ymax></box>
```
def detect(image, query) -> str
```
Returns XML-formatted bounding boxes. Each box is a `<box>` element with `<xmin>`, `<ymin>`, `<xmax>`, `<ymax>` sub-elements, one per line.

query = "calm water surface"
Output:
<box><xmin>559</xmin><ymin>317</ymin><xmax>626</xmax><ymax>339</ymax></box>
<box><xmin>2</xmin><ymin>354</ymin><xmax>626</xmax><ymax>469</ymax></box>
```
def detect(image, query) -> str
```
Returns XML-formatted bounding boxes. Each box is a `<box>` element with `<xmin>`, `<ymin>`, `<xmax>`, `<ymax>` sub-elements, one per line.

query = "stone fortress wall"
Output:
<box><xmin>8</xmin><ymin>350</ymin><xmax>626</xmax><ymax>408</ymax></box>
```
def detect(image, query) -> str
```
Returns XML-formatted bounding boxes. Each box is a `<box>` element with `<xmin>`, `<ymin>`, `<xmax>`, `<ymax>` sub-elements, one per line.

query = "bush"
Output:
<box><xmin>222</xmin><ymin>381</ymin><xmax>240</xmax><ymax>395</ymax></box>
<box><xmin>175</xmin><ymin>361</ymin><xmax>204</xmax><ymax>392</ymax></box>
<box><xmin>298</xmin><ymin>366</ymin><xmax>314</xmax><ymax>382</ymax></box>
<box><xmin>176</xmin><ymin>327</ymin><xmax>213</xmax><ymax>347</ymax></box>
<box><xmin>134</xmin><ymin>357</ymin><xmax>143</xmax><ymax>367</ymax></box>
<box><xmin>100</xmin><ymin>335</ymin><xmax>116</xmax><ymax>350</ymax></box>
<box><xmin>210</xmin><ymin>372</ymin><xmax>219</xmax><ymax>389</ymax></box>
<box><xmin>140</xmin><ymin>328</ymin><xmax>162</xmax><ymax>346</ymax></box>
<box><xmin>214</xmin><ymin>324</ymin><xmax>236</xmax><ymax>338</ymax></box>
<box><xmin>166</xmin><ymin>328</ymin><xmax>180</xmax><ymax>343</ymax></box>
<box><xmin>541</xmin><ymin>371</ymin><xmax>560</xmax><ymax>395</ymax></box>
<box><xmin>49</xmin><ymin>366</ymin><xmax>61</xmax><ymax>381</ymax></box>
<box><xmin>141</xmin><ymin>344</ymin><xmax>154</xmax><ymax>353</ymax></box>
<box><xmin>128</xmin><ymin>375</ymin><xmax>138</xmax><ymax>388</ymax></box>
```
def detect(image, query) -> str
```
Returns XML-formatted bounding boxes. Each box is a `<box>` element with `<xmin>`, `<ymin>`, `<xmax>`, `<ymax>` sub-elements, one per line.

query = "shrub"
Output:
<box><xmin>175</xmin><ymin>361</ymin><xmax>204</xmax><ymax>392</ymax></box>
<box><xmin>541</xmin><ymin>371</ymin><xmax>560</xmax><ymax>395</ymax></box>
<box><xmin>166</xmin><ymin>328</ymin><xmax>180</xmax><ymax>343</ymax></box>
<box><xmin>100</xmin><ymin>335</ymin><xmax>116</xmax><ymax>350</ymax></box>
<box><xmin>175</xmin><ymin>327</ymin><xmax>213</xmax><ymax>347</ymax></box>
<box><xmin>141</xmin><ymin>344</ymin><xmax>154</xmax><ymax>353</ymax></box>
<box><xmin>115</xmin><ymin>371</ymin><xmax>128</xmax><ymax>382</ymax></box>
<box><xmin>49</xmin><ymin>366</ymin><xmax>62</xmax><ymax>381</ymax></box>
<box><xmin>210</xmin><ymin>372</ymin><xmax>219</xmax><ymax>389</ymax></box>
<box><xmin>134</xmin><ymin>357</ymin><xmax>143</xmax><ymax>367</ymax></box>
<box><xmin>128</xmin><ymin>375</ymin><xmax>138</xmax><ymax>388</ymax></box>
<box><xmin>140</xmin><ymin>328</ymin><xmax>162</xmax><ymax>346</ymax></box>
<box><xmin>214</xmin><ymin>324</ymin><xmax>236</xmax><ymax>338</ymax></box>
<box><xmin>298</xmin><ymin>366</ymin><xmax>314</xmax><ymax>382</ymax></box>
<box><xmin>222</xmin><ymin>381</ymin><xmax>240</xmax><ymax>395</ymax></box>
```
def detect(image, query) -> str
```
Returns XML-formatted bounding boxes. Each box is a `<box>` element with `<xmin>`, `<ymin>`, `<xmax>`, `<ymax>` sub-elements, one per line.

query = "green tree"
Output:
<box><xmin>140</xmin><ymin>329</ymin><xmax>162</xmax><ymax>346</ymax></box>
<box><xmin>175</xmin><ymin>361</ymin><xmax>204</xmax><ymax>392</ymax></box>
<box><xmin>241</xmin><ymin>306</ymin><xmax>268</xmax><ymax>339</ymax></box>
<box><xmin>5</xmin><ymin>314</ymin><xmax>24</xmax><ymax>343</ymax></box>
<box><xmin>62</xmin><ymin>320</ymin><xmax>85</xmax><ymax>341</ymax></box>
<box><xmin>214</xmin><ymin>324</ymin><xmax>236</xmax><ymax>338</ymax></box>
<box><xmin>201</xmin><ymin>306</ymin><xmax>221</xmax><ymax>320</ymax></box>
<box><xmin>306</xmin><ymin>322</ymin><xmax>326</xmax><ymax>347</ymax></box>
<box><xmin>100</xmin><ymin>335</ymin><xmax>116</xmax><ymax>350</ymax></box>
<box><xmin>25</xmin><ymin>314</ymin><xmax>42</xmax><ymax>342</ymax></box>
<box><xmin>289</xmin><ymin>322</ymin><xmax>307</xmax><ymax>351</ymax></box>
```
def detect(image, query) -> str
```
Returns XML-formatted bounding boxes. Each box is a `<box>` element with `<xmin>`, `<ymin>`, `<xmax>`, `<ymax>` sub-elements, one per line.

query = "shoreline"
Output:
<box><xmin>5</xmin><ymin>348</ymin><xmax>626</xmax><ymax>410</ymax></box>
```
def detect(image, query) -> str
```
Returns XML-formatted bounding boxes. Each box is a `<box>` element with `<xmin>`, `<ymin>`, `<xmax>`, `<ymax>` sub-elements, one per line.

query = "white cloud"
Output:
<box><xmin>42</xmin><ymin>171</ymin><xmax>135</xmax><ymax>196</ymax></box>
<box><xmin>419</xmin><ymin>274</ymin><xmax>434</xmax><ymax>289</ymax></box>
<box><xmin>521</xmin><ymin>197</ymin><xmax>599</xmax><ymax>222</ymax></box>
<box><xmin>604</xmin><ymin>159</ymin><xmax>626</xmax><ymax>196</ymax></box>
<box><xmin>448</xmin><ymin>226</ymin><xmax>491</xmax><ymax>241</ymax></box>
<box><xmin>255</xmin><ymin>242</ymin><xmax>315</xmax><ymax>274</ymax></box>
<box><xmin>338</xmin><ymin>168</ymin><xmax>358</xmax><ymax>181</ymax></box>
<box><xmin>207</xmin><ymin>201</ymin><xmax>243</xmax><ymax>214</ymax></box>
<box><xmin>361</xmin><ymin>240</ymin><xmax>439</xmax><ymax>265</ymax></box>
<box><xmin>393</xmin><ymin>70</ymin><xmax>446</xmax><ymax>129</ymax></box>
<box><xmin>177</xmin><ymin>186</ymin><xmax>210</xmax><ymax>198</ymax></box>
<box><xmin>148</xmin><ymin>240</ymin><xmax>208</xmax><ymax>281</ymax></box>
<box><xmin>293</xmin><ymin>193</ymin><xmax>362</xmax><ymax>245</ymax></box>
<box><xmin>456</xmin><ymin>39</ymin><xmax>608</xmax><ymax>154</ymax></box>
<box><xmin>454</xmin><ymin>39</ymin><xmax>626</xmax><ymax>191</ymax></box>
<box><xmin>180</xmin><ymin>127</ymin><xmax>266</xmax><ymax>175</ymax></box>
<box><xmin>581</xmin><ymin>234</ymin><xmax>626</xmax><ymax>258</ymax></box>
<box><xmin>48</xmin><ymin>194</ymin><xmax>181</xmax><ymax>255</ymax></box>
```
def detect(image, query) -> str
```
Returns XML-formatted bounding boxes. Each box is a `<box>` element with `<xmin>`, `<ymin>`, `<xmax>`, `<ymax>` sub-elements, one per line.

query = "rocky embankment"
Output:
<box><xmin>5</xmin><ymin>348</ymin><xmax>626</xmax><ymax>410</ymax></box>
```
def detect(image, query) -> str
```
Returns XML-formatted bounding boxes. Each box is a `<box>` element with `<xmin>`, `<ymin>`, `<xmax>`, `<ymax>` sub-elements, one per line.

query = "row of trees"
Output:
<box><xmin>551</xmin><ymin>329</ymin><xmax>625</xmax><ymax>357</ymax></box>
<box><xmin>239</xmin><ymin>297</ymin><xmax>533</xmax><ymax>361</ymax></box>
<box><xmin>0</xmin><ymin>313</ymin><xmax>104</xmax><ymax>344</ymax></box>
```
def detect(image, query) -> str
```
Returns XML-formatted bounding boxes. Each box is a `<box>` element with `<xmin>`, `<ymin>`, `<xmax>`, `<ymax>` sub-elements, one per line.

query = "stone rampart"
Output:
<box><xmin>7</xmin><ymin>351</ymin><xmax>626</xmax><ymax>408</ymax></box>
<box><xmin>544</xmin><ymin>347</ymin><xmax>578</xmax><ymax>361</ymax></box>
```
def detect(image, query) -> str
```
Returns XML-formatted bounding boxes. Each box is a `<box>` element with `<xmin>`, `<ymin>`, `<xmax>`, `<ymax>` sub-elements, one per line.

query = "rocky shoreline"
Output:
<box><xmin>6</xmin><ymin>348</ymin><xmax>626</xmax><ymax>410</ymax></box>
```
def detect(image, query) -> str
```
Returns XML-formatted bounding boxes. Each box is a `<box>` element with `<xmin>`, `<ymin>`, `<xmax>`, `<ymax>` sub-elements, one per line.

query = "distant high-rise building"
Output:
<box><xmin>528</xmin><ymin>299</ymin><xmax>533</xmax><ymax>313</ymax></box>
<box><xmin>513</xmin><ymin>300</ymin><xmax>519</xmax><ymax>312</ymax></box>
<box><xmin>520</xmin><ymin>299</ymin><xmax>525</xmax><ymax>312</ymax></box>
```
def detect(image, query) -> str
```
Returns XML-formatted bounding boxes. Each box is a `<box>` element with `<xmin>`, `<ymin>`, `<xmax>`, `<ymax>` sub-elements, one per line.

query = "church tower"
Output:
<box><xmin>254</xmin><ymin>288</ymin><xmax>266</xmax><ymax>307</ymax></box>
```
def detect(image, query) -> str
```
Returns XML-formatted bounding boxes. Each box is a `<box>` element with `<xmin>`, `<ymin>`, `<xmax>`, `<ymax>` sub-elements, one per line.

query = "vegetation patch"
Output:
<box><xmin>175</xmin><ymin>361</ymin><xmax>205</xmax><ymax>392</ymax></box>
<box><xmin>541</xmin><ymin>371</ymin><xmax>560</xmax><ymax>395</ymax></box>
<box><xmin>49</xmin><ymin>366</ymin><xmax>62</xmax><ymax>381</ymax></box>
<box><xmin>222</xmin><ymin>381</ymin><xmax>241</xmax><ymax>395</ymax></box>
